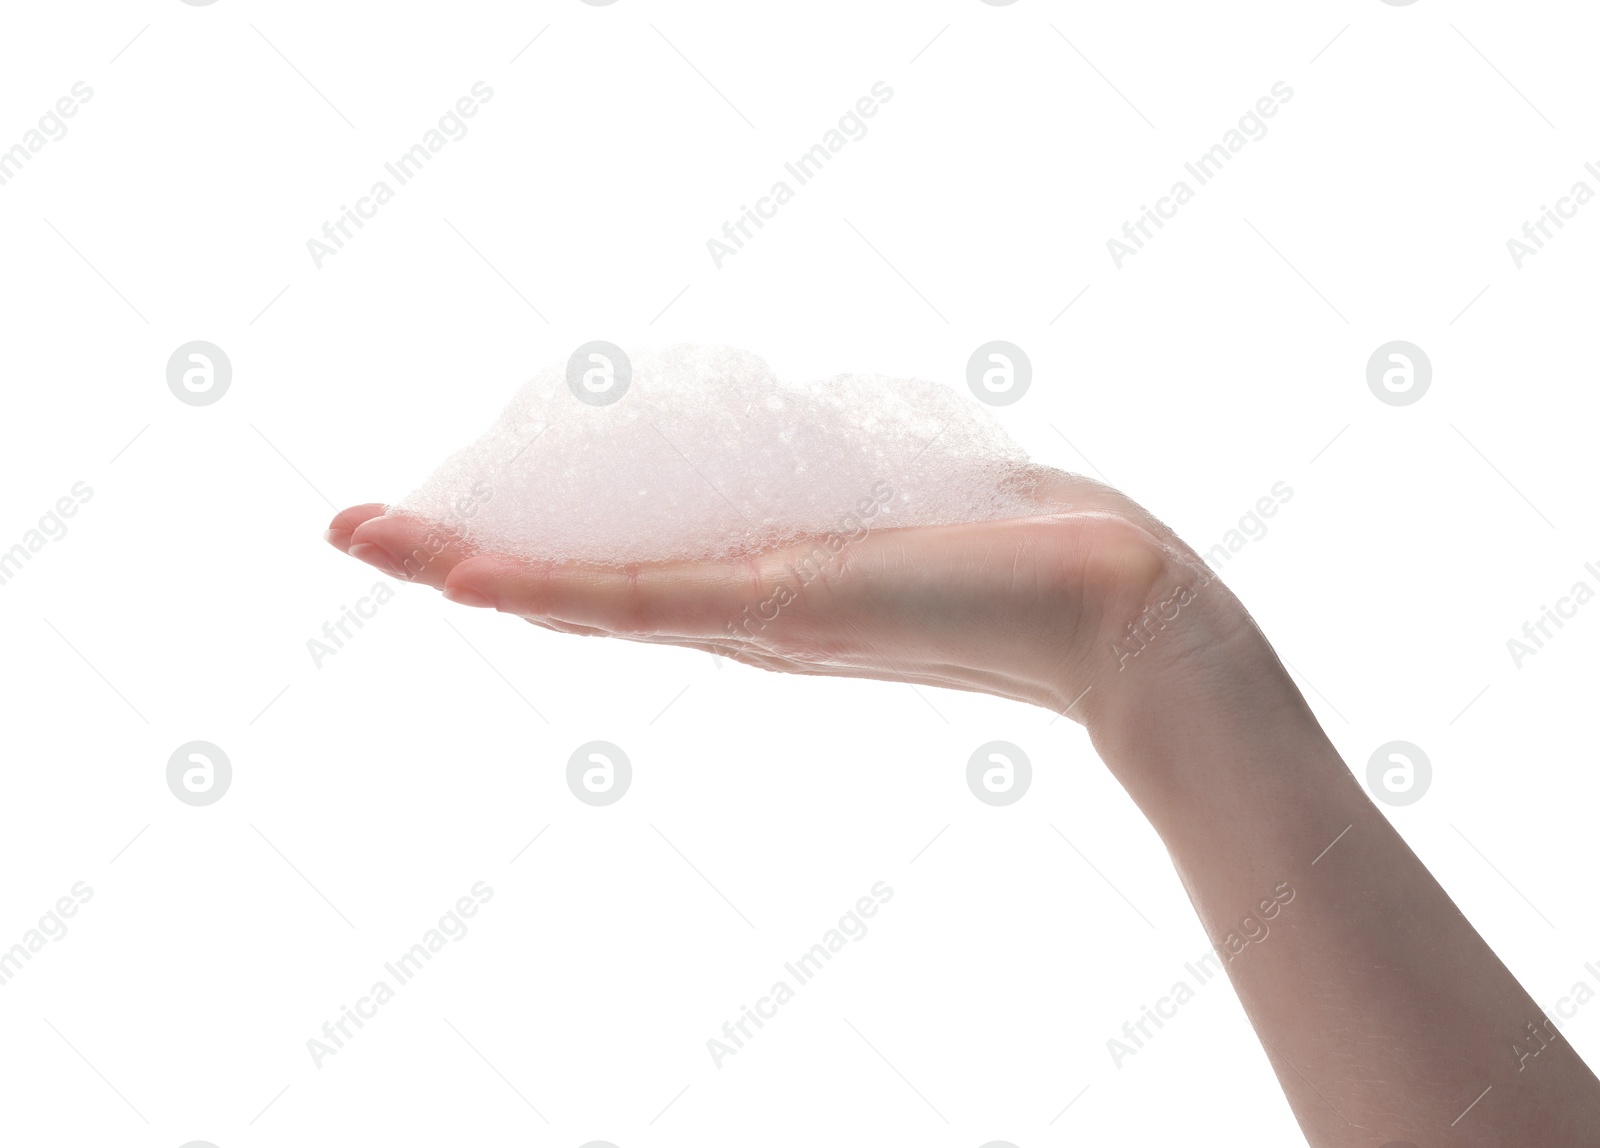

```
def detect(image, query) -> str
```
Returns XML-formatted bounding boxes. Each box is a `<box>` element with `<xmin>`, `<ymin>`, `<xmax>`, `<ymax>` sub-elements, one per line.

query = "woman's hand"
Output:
<box><xmin>326</xmin><ymin>468</ymin><xmax>1252</xmax><ymax>734</ymax></box>
<box><xmin>326</xmin><ymin>471</ymin><xmax>1600</xmax><ymax>1146</ymax></box>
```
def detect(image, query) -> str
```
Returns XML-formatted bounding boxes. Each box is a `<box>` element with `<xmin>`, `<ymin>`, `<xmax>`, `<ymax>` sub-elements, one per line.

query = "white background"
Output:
<box><xmin>1</xmin><ymin>1</ymin><xmax>1597</xmax><ymax>1145</ymax></box>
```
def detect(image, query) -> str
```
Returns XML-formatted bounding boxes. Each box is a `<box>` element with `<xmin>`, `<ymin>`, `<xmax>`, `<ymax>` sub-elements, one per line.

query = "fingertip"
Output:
<box><xmin>444</xmin><ymin>553</ymin><xmax>531</xmax><ymax>613</ymax></box>
<box><xmin>442</xmin><ymin>586</ymin><xmax>494</xmax><ymax>609</ymax></box>
<box><xmin>348</xmin><ymin>541</ymin><xmax>403</xmax><ymax>578</ymax></box>
<box><xmin>325</xmin><ymin>503</ymin><xmax>389</xmax><ymax>553</ymax></box>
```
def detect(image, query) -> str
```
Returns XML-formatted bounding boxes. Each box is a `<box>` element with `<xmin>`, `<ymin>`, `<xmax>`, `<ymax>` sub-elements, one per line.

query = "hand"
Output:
<box><xmin>325</xmin><ymin>469</ymin><xmax>1600</xmax><ymax>1146</ymax></box>
<box><xmin>326</xmin><ymin>469</ymin><xmax>1243</xmax><ymax>728</ymax></box>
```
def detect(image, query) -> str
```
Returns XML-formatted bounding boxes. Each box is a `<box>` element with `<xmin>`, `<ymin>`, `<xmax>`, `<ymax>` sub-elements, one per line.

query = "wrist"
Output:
<box><xmin>1071</xmin><ymin>564</ymin><xmax>1342</xmax><ymax>833</ymax></box>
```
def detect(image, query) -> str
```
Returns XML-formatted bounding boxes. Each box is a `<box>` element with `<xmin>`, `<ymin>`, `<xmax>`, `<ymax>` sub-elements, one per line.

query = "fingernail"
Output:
<box><xmin>443</xmin><ymin>586</ymin><xmax>494</xmax><ymax>609</ymax></box>
<box><xmin>349</xmin><ymin>542</ymin><xmax>403</xmax><ymax>578</ymax></box>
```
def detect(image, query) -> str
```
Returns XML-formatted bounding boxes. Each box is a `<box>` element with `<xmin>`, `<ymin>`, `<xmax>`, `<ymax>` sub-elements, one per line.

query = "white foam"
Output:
<box><xmin>396</xmin><ymin>344</ymin><xmax>1047</xmax><ymax>566</ymax></box>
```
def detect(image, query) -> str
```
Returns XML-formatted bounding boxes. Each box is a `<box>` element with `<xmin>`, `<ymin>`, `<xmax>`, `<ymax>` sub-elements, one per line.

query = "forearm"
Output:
<box><xmin>1082</xmin><ymin>600</ymin><xmax>1600</xmax><ymax>1146</ymax></box>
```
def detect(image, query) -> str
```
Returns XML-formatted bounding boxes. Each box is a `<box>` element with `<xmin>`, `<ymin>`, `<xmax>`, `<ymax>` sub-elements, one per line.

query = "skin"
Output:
<box><xmin>328</xmin><ymin>469</ymin><xmax>1600</xmax><ymax>1146</ymax></box>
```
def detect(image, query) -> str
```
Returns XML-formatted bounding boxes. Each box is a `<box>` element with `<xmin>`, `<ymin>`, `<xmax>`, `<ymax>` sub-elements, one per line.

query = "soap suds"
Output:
<box><xmin>396</xmin><ymin>344</ymin><xmax>1047</xmax><ymax>566</ymax></box>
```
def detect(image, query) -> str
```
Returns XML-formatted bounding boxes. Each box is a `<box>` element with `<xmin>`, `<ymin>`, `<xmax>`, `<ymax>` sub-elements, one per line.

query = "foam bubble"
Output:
<box><xmin>396</xmin><ymin>344</ymin><xmax>1047</xmax><ymax>566</ymax></box>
